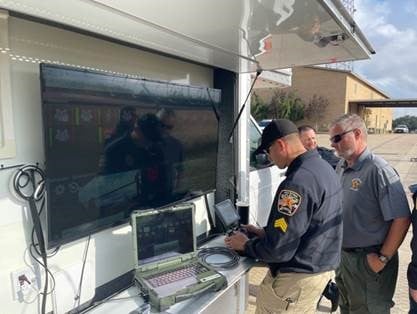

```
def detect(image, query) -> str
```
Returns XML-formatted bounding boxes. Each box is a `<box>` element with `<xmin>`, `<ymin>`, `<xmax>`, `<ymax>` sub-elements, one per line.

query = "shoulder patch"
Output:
<box><xmin>277</xmin><ymin>189</ymin><xmax>302</xmax><ymax>216</ymax></box>
<box><xmin>274</xmin><ymin>218</ymin><xmax>288</xmax><ymax>233</ymax></box>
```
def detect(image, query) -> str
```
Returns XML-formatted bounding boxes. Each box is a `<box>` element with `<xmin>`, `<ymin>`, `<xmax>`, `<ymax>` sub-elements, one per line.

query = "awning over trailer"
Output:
<box><xmin>0</xmin><ymin>0</ymin><xmax>374</xmax><ymax>73</ymax></box>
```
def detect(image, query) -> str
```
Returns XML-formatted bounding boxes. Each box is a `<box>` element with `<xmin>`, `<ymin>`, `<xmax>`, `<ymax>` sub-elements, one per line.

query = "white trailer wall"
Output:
<box><xmin>0</xmin><ymin>13</ymin><xmax>214</xmax><ymax>314</ymax></box>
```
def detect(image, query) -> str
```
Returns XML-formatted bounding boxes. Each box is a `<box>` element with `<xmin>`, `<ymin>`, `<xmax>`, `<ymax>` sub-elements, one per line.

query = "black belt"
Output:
<box><xmin>342</xmin><ymin>244</ymin><xmax>382</xmax><ymax>253</ymax></box>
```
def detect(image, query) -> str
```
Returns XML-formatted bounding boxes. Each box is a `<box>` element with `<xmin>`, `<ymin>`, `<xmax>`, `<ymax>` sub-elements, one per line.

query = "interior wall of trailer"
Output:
<box><xmin>0</xmin><ymin>14</ymin><xmax>215</xmax><ymax>314</ymax></box>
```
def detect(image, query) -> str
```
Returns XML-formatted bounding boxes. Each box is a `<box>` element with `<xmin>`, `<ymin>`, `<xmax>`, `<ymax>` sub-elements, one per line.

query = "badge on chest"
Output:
<box><xmin>350</xmin><ymin>178</ymin><xmax>362</xmax><ymax>191</ymax></box>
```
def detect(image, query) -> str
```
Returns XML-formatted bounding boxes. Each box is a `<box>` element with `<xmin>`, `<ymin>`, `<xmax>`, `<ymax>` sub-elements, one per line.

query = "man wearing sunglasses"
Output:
<box><xmin>225</xmin><ymin>119</ymin><xmax>343</xmax><ymax>313</ymax></box>
<box><xmin>329</xmin><ymin>113</ymin><xmax>410</xmax><ymax>314</ymax></box>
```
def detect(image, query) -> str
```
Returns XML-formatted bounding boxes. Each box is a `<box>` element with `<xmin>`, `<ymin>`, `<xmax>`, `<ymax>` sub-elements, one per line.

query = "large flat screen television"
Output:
<box><xmin>40</xmin><ymin>64</ymin><xmax>221</xmax><ymax>248</ymax></box>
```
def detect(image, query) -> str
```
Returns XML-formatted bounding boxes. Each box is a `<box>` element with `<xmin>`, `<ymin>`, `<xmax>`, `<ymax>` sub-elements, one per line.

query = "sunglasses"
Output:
<box><xmin>330</xmin><ymin>129</ymin><xmax>354</xmax><ymax>144</ymax></box>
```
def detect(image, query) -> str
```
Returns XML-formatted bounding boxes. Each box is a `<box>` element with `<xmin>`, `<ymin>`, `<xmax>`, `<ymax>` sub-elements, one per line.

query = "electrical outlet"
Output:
<box><xmin>11</xmin><ymin>268</ymin><xmax>39</xmax><ymax>301</ymax></box>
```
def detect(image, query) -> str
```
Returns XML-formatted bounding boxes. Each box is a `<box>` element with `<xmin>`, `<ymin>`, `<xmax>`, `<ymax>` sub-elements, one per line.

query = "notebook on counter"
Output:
<box><xmin>131</xmin><ymin>203</ymin><xmax>226</xmax><ymax>311</ymax></box>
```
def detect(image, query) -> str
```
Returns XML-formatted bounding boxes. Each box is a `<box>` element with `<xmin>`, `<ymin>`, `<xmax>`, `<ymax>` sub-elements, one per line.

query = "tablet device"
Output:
<box><xmin>214</xmin><ymin>199</ymin><xmax>240</xmax><ymax>232</ymax></box>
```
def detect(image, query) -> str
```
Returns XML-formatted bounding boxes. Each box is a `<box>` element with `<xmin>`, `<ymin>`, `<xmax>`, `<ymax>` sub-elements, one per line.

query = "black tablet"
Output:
<box><xmin>214</xmin><ymin>199</ymin><xmax>240</xmax><ymax>232</ymax></box>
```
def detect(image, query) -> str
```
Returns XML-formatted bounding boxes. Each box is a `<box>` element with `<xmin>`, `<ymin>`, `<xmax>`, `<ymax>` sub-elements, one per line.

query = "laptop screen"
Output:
<box><xmin>133</xmin><ymin>206</ymin><xmax>195</xmax><ymax>266</ymax></box>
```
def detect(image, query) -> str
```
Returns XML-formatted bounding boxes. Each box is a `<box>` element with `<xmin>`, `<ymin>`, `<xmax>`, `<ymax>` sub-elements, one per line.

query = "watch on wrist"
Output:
<box><xmin>378</xmin><ymin>253</ymin><xmax>390</xmax><ymax>264</ymax></box>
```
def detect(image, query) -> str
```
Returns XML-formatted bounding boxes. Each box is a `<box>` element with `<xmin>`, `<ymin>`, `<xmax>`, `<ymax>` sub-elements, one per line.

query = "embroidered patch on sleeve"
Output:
<box><xmin>274</xmin><ymin>218</ymin><xmax>288</xmax><ymax>233</ymax></box>
<box><xmin>277</xmin><ymin>189</ymin><xmax>302</xmax><ymax>216</ymax></box>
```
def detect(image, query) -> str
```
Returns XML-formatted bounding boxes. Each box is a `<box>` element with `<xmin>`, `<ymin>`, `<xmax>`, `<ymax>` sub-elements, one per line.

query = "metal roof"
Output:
<box><xmin>349</xmin><ymin>99</ymin><xmax>417</xmax><ymax>108</ymax></box>
<box><xmin>0</xmin><ymin>0</ymin><xmax>375</xmax><ymax>73</ymax></box>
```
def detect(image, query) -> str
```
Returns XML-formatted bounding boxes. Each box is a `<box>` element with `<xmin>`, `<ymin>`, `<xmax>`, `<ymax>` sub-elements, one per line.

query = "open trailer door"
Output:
<box><xmin>0</xmin><ymin>0</ymin><xmax>374</xmax><ymax>73</ymax></box>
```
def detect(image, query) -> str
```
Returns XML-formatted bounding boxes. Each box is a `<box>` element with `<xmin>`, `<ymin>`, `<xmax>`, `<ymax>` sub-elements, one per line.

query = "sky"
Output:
<box><xmin>353</xmin><ymin>0</ymin><xmax>417</xmax><ymax>118</ymax></box>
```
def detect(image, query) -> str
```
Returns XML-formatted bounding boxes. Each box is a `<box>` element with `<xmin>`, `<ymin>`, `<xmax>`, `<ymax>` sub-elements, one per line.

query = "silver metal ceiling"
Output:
<box><xmin>0</xmin><ymin>0</ymin><xmax>374</xmax><ymax>73</ymax></box>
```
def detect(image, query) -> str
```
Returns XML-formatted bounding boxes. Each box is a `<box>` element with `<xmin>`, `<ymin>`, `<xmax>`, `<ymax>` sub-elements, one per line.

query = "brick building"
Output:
<box><xmin>254</xmin><ymin>66</ymin><xmax>392</xmax><ymax>133</ymax></box>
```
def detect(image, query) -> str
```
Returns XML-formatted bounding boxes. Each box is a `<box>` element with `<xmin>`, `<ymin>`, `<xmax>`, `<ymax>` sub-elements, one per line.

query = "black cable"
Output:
<box><xmin>227</xmin><ymin>70</ymin><xmax>263</xmax><ymax>142</ymax></box>
<box><xmin>29</xmin><ymin>198</ymin><xmax>60</xmax><ymax>257</ymax></box>
<box><xmin>28</xmin><ymin>244</ymin><xmax>56</xmax><ymax>295</ymax></box>
<box><xmin>197</xmin><ymin>246</ymin><xmax>240</xmax><ymax>269</ymax></box>
<box><xmin>74</xmin><ymin>235</ymin><xmax>91</xmax><ymax>311</ymax></box>
<box><xmin>12</xmin><ymin>164</ymin><xmax>52</xmax><ymax>314</ymax></box>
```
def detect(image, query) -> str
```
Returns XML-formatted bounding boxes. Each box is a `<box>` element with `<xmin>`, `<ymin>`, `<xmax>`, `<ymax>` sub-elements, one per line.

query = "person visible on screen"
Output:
<box><xmin>225</xmin><ymin>119</ymin><xmax>343</xmax><ymax>313</ymax></box>
<box><xmin>330</xmin><ymin>113</ymin><xmax>410</xmax><ymax>314</ymax></box>
<box><xmin>156</xmin><ymin>108</ymin><xmax>184</xmax><ymax>196</ymax></box>
<box><xmin>105</xmin><ymin>105</ymin><xmax>137</xmax><ymax>145</ymax></box>
<box><xmin>298</xmin><ymin>125</ymin><xmax>340</xmax><ymax>169</ymax></box>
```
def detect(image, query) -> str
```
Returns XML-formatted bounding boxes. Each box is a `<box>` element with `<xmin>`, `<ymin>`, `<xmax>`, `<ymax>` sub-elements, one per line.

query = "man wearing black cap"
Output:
<box><xmin>225</xmin><ymin>119</ymin><xmax>343</xmax><ymax>313</ymax></box>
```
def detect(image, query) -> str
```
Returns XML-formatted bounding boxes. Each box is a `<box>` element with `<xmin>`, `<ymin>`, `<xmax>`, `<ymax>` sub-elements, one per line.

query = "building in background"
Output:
<box><xmin>254</xmin><ymin>66</ymin><xmax>392</xmax><ymax>133</ymax></box>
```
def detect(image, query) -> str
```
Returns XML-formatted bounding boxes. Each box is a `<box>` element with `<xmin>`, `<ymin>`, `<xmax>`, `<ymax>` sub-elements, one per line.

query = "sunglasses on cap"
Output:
<box><xmin>330</xmin><ymin>129</ymin><xmax>354</xmax><ymax>144</ymax></box>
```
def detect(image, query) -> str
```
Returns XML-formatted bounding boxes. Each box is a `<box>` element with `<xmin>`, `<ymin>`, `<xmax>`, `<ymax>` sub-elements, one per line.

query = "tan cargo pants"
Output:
<box><xmin>255</xmin><ymin>270</ymin><xmax>333</xmax><ymax>314</ymax></box>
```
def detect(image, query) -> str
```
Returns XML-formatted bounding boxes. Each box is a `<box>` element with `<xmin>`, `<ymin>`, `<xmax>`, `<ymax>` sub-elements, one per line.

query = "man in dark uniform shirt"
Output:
<box><xmin>298</xmin><ymin>125</ymin><xmax>340</xmax><ymax>169</ymax></box>
<box><xmin>408</xmin><ymin>184</ymin><xmax>417</xmax><ymax>313</ymax></box>
<box><xmin>225</xmin><ymin>119</ymin><xmax>343</xmax><ymax>313</ymax></box>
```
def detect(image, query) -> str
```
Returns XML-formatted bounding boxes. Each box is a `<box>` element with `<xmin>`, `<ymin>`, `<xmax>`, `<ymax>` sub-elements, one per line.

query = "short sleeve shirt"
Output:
<box><xmin>337</xmin><ymin>148</ymin><xmax>410</xmax><ymax>248</ymax></box>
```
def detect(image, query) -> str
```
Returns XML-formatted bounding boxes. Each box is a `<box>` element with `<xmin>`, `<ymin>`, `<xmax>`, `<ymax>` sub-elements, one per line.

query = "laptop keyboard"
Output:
<box><xmin>147</xmin><ymin>262</ymin><xmax>209</xmax><ymax>288</ymax></box>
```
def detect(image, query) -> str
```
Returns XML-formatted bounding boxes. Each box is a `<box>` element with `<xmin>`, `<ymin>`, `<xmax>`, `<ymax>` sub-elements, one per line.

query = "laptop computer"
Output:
<box><xmin>131</xmin><ymin>203</ymin><xmax>227</xmax><ymax>311</ymax></box>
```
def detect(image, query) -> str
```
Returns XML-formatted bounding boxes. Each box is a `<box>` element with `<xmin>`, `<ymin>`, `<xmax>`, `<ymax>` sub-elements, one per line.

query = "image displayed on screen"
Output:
<box><xmin>40</xmin><ymin>64</ymin><xmax>221</xmax><ymax>248</ymax></box>
<box><xmin>135</xmin><ymin>207</ymin><xmax>194</xmax><ymax>265</ymax></box>
<box><xmin>214</xmin><ymin>199</ymin><xmax>240</xmax><ymax>230</ymax></box>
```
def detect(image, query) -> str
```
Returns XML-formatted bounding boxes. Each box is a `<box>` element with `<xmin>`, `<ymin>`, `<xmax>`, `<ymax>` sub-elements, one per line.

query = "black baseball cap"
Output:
<box><xmin>254</xmin><ymin>119</ymin><xmax>298</xmax><ymax>155</ymax></box>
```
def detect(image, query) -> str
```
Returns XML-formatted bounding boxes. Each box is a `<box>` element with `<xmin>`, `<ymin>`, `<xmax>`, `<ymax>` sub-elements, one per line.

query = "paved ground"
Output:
<box><xmin>245</xmin><ymin>133</ymin><xmax>417</xmax><ymax>314</ymax></box>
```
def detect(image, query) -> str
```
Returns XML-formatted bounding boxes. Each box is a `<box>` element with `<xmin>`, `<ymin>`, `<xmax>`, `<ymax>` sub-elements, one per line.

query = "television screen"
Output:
<box><xmin>40</xmin><ymin>64</ymin><xmax>221</xmax><ymax>248</ymax></box>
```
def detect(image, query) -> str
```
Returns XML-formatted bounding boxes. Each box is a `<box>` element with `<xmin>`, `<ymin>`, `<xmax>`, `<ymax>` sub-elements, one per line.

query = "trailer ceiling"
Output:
<box><xmin>0</xmin><ymin>0</ymin><xmax>374</xmax><ymax>73</ymax></box>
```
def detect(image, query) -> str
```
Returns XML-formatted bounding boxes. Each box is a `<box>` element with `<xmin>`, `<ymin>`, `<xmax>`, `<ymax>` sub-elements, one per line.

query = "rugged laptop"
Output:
<box><xmin>131</xmin><ymin>203</ymin><xmax>227</xmax><ymax>311</ymax></box>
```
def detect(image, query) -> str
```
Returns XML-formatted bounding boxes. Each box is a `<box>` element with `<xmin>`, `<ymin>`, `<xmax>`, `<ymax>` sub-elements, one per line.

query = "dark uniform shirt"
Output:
<box><xmin>317</xmin><ymin>146</ymin><xmax>340</xmax><ymax>169</ymax></box>
<box><xmin>408</xmin><ymin>186</ymin><xmax>417</xmax><ymax>289</ymax></box>
<box><xmin>244</xmin><ymin>150</ymin><xmax>343</xmax><ymax>275</ymax></box>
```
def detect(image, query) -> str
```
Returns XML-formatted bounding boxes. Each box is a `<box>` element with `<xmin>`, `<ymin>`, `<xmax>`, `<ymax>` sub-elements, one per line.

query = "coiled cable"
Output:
<box><xmin>197</xmin><ymin>246</ymin><xmax>240</xmax><ymax>269</ymax></box>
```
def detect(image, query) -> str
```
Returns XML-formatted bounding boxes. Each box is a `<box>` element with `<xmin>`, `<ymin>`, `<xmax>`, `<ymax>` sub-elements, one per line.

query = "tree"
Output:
<box><xmin>251</xmin><ymin>92</ymin><xmax>270</xmax><ymax>121</ymax></box>
<box><xmin>304</xmin><ymin>94</ymin><xmax>329</xmax><ymax>131</ymax></box>
<box><xmin>393</xmin><ymin>115</ymin><xmax>417</xmax><ymax>131</ymax></box>
<box><xmin>362</xmin><ymin>108</ymin><xmax>372</xmax><ymax>128</ymax></box>
<box><xmin>269</xmin><ymin>90</ymin><xmax>305</xmax><ymax>122</ymax></box>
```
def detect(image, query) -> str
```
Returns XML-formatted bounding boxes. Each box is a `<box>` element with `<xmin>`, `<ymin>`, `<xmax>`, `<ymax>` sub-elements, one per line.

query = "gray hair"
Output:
<box><xmin>331</xmin><ymin>113</ymin><xmax>367</xmax><ymax>139</ymax></box>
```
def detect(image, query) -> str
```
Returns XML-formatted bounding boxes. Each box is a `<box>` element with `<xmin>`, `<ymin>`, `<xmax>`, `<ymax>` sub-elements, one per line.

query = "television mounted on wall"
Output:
<box><xmin>40</xmin><ymin>64</ymin><xmax>221</xmax><ymax>248</ymax></box>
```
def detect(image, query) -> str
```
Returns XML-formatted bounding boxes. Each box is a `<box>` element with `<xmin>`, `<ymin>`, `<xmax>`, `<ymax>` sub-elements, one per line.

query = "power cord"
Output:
<box><xmin>12</xmin><ymin>164</ymin><xmax>54</xmax><ymax>314</ymax></box>
<box><xmin>197</xmin><ymin>246</ymin><xmax>240</xmax><ymax>269</ymax></box>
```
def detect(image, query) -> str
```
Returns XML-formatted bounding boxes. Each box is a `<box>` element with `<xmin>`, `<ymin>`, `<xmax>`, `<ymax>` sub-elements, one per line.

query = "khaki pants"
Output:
<box><xmin>255</xmin><ymin>270</ymin><xmax>333</xmax><ymax>314</ymax></box>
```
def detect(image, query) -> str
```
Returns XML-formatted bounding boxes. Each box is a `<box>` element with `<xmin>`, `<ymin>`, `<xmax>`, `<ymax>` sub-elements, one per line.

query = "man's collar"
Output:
<box><xmin>344</xmin><ymin>148</ymin><xmax>371</xmax><ymax>171</ymax></box>
<box><xmin>285</xmin><ymin>150</ymin><xmax>318</xmax><ymax>176</ymax></box>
